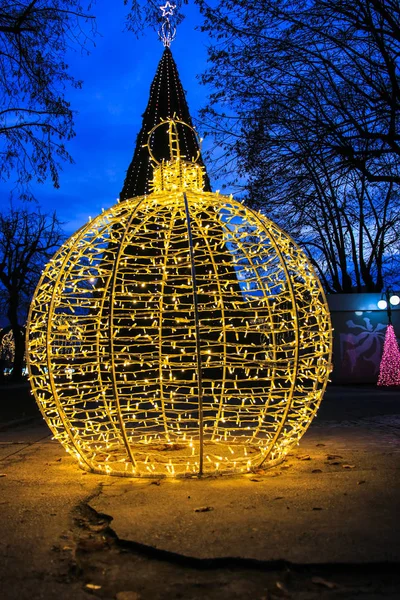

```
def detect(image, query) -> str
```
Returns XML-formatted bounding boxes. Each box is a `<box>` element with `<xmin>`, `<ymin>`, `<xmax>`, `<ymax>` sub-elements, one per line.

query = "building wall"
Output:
<box><xmin>327</xmin><ymin>293</ymin><xmax>400</xmax><ymax>384</ymax></box>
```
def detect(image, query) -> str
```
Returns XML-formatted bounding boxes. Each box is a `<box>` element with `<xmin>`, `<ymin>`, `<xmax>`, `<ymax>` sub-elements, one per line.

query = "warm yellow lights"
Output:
<box><xmin>26</xmin><ymin>120</ymin><xmax>332</xmax><ymax>478</ymax></box>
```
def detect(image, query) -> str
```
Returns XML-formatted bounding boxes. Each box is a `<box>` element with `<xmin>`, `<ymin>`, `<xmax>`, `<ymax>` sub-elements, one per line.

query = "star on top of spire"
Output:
<box><xmin>159</xmin><ymin>2</ymin><xmax>177</xmax><ymax>48</ymax></box>
<box><xmin>160</xmin><ymin>2</ymin><xmax>176</xmax><ymax>17</ymax></box>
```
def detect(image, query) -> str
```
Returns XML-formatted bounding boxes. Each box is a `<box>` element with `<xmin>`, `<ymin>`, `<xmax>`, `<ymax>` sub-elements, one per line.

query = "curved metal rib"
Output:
<box><xmin>183</xmin><ymin>192</ymin><xmax>204</xmax><ymax>475</ymax></box>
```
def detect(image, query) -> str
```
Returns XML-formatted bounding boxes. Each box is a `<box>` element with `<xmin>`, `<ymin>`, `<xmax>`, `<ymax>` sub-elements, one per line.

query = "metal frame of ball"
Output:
<box><xmin>26</xmin><ymin>120</ymin><xmax>332</xmax><ymax>478</ymax></box>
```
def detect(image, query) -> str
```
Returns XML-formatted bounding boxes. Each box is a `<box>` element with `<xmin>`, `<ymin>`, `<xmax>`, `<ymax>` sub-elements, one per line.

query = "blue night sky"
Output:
<box><xmin>0</xmin><ymin>3</ymin><xmax>214</xmax><ymax>234</ymax></box>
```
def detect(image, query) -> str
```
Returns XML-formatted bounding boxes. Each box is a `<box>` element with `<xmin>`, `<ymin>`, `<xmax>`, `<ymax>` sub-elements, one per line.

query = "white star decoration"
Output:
<box><xmin>160</xmin><ymin>2</ymin><xmax>176</xmax><ymax>18</ymax></box>
<box><xmin>159</xmin><ymin>1</ymin><xmax>177</xmax><ymax>47</ymax></box>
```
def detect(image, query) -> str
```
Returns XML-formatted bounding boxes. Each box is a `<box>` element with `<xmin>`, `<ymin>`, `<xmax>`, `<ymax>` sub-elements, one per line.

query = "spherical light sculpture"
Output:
<box><xmin>27</xmin><ymin>120</ymin><xmax>332</xmax><ymax>477</ymax></box>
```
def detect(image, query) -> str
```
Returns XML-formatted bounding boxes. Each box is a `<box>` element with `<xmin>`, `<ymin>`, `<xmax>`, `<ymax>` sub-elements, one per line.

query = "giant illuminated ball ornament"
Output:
<box><xmin>27</xmin><ymin>120</ymin><xmax>332</xmax><ymax>477</ymax></box>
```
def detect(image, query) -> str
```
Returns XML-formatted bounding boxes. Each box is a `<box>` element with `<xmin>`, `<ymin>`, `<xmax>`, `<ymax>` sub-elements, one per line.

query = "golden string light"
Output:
<box><xmin>27</xmin><ymin>120</ymin><xmax>332</xmax><ymax>477</ymax></box>
<box><xmin>0</xmin><ymin>329</ymin><xmax>15</xmax><ymax>364</ymax></box>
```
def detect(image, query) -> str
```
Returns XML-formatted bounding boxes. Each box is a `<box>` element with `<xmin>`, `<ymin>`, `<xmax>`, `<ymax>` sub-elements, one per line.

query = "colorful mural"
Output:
<box><xmin>328</xmin><ymin>294</ymin><xmax>400</xmax><ymax>383</ymax></box>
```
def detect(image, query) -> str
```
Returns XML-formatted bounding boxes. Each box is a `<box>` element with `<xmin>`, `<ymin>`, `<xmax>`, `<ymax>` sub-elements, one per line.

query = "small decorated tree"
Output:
<box><xmin>378</xmin><ymin>324</ymin><xmax>400</xmax><ymax>387</ymax></box>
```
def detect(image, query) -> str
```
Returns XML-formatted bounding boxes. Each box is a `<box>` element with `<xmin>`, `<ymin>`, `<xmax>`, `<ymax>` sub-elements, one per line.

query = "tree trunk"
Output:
<box><xmin>11</xmin><ymin>325</ymin><xmax>25</xmax><ymax>381</ymax></box>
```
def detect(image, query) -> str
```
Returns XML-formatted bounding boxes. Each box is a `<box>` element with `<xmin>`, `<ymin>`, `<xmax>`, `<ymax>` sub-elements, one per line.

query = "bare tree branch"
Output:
<box><xmin>0</xmin><ymin>1</ymin><xmax>96</xmax><ymax>200</ymax></box>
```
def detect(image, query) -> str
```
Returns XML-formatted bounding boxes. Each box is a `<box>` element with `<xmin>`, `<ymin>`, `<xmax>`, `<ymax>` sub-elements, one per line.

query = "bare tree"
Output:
<box><xmin>245</xmin><ymin>113</ymin><xmax>400</xmax><ymax>293</ymax></box>
<box><xmin>0</xmin><ymin>207</ymin><xmax>64</xmax><ymax>379</ymax></box>
<box><xmin>197</xmin><ymin>0</ymin><xmax>400</xmax><ymax>186</ymax></box>
<box><xmin>0</xmin><ymin>1</ymin><xmax>95</xmax><ymax>200</ymax></box>
<box><xmin>182</xmin><ymin>0</ymin><xmax>400</xmax><ymax>292</ymax></box>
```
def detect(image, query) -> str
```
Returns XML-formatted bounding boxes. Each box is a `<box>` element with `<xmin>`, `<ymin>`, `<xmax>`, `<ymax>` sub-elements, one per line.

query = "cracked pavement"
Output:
<box><xmin>0</xmin><ymin>385</ymin><xmax>399</xmax><ymax>599</ymax></box>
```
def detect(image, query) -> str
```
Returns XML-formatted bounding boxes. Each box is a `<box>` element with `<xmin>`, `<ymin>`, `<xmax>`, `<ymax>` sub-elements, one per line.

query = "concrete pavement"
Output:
<box><xmin>0</xmin><ymin>385</ymin><xmax>399</xmax><ymax>599</ymax></box>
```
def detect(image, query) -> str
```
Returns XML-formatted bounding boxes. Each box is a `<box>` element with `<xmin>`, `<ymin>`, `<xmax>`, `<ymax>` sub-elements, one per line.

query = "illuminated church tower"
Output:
<box><xmin>120</xmin><ymin>8</ymin><xmax>211</xmax><ymax>199</ymax></box>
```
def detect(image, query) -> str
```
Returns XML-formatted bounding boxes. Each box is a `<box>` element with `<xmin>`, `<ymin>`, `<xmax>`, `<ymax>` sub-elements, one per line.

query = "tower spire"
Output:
<box><xmin>120</xmin><ymin>26</ymin><xmax>211</xmax><ymax>200</ymax></box>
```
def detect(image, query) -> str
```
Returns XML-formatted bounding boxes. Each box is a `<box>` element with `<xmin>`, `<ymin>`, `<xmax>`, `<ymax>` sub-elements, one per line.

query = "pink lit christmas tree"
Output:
<box><xmin>378</xmin><ymin>324</ymin><xmax>400</xmax><ymax>387</ymax></box>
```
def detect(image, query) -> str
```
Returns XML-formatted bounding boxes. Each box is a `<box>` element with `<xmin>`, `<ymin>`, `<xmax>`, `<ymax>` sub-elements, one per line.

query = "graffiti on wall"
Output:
<box><xmin>339</xmin><ymin>317</ymin><xmax>387</xmax><ymax>381</ymax></box>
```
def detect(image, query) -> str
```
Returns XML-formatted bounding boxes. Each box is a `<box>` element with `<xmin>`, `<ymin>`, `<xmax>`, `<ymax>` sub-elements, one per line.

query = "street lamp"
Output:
<box><xmin>389</xmin><ymin>294</ymin><xmax>400</xmax><ymax>306</ymax></box>
<box><xmin>377</xmin><ymin>290</ymin><xmax>400</xmax><ymax>324</ymax></box>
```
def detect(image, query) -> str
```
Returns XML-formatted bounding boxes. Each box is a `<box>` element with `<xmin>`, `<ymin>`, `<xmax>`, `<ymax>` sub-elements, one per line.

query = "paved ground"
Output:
<box><xmin>0</xmin><ymin>384</ymin><xmax>399</xmax><ymax>599</ymax></box>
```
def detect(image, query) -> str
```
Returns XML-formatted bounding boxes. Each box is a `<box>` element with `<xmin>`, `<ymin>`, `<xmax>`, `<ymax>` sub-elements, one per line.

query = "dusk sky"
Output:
<box><xmin>0</xmin><ymin>3</ymin><xmax>214</xmax><ymax>234</ymax></box>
